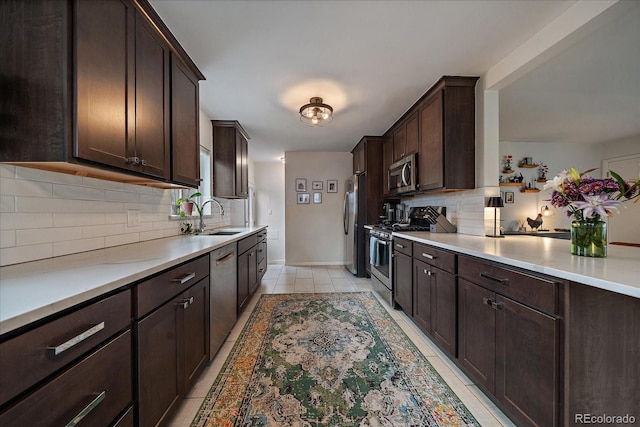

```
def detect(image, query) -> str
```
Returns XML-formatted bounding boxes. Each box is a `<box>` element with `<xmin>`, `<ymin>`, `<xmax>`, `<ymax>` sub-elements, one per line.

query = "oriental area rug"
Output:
<box><xmin>192</xmin><ymin>292</ymin><xmax>478</xmax><ymax>426</ymax></box>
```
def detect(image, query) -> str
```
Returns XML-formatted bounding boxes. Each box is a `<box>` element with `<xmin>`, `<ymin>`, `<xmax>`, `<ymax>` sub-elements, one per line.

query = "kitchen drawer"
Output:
<box><xmin>113</xmin><ymin>406</ymin><xmax>134</xmax><ymax>427</ymax></box>
<box><xmin>238</xmin><ymin>233</ymin><xmax>258</xmax><ymax>254</ymax></box>
<box><xmin>0</xmin><ymin>290</ymin><xmax>131</xmax><ymax>407</ymax></box>
<box><xmin>136</xmin><ymin>254</ymin><xmax>209</xmax><ymax>318</ymax></box>
<box><xmin>413</xmin><ymin>242</ymin><xmax>456</xmax><ymax>273</ymax></box>
<box><xmin>0</xmin><ymin>330</ymin><xmax>132</xmax><ymax>427</ymax></box>
<box><xmin>393</xmin><ymin>237</ymin><xmax>412</xmax><ymax>257</ymax></box>
<box><xmin>256</xmin><ymin>229</ymin><xmax>267</xmax><ymax>242</ymax></box>
<box><xmin>458</xmin><ymin>256</ymin><xmax>558</xmax><ymax>314</ymax></box>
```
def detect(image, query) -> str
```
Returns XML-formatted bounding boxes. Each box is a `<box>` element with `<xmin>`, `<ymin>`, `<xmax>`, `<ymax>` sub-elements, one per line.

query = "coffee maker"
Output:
<box><xmin>382</xmin><ymin>202</ymin><xmax>396</xmax><ymax>223</ymax></box>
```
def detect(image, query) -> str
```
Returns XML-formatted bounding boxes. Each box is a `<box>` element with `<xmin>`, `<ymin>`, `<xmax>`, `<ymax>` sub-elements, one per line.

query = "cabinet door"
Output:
<box><xmin>393</xmin><ymin>252</ymin><xmax>413</xmax><ymax>315</ymax></box>
<box><xmin>458</xmin><ymin>278</ymin><xmax>495</xmax><ymax>393</ymax></box>
<box><xmin>496</xmin><ymin>296</ymin><xmax>558</xmax><ymax>427</ymax></box>
<box><xmin>418</xmin><ymin>91</ymin><xmax>444</xmax><ymax>190</ymax></box>
<box><xmin>248</xmin><ymin>247</ymin><xmax>259</xmax><ymax>295</ymax></box>
<box><xmin>182</xmin><ymin>279</ymin><xmax>210</xmax><ymax>393</ymax></box>
<box><xmin>405</xmin><ymin>113</ymin><xmax>419</xmax><ymax>156</ymax></box>
<box><xmin>392</xmin><ymin>124</ymin><xmax>406</xmax><ymax>162</ymax></box>
<box><xmin>237</xmin><ymin>251</ymin><xmax>251</xmax><ymax>312</ymax></box>
<box><xmin>382</xmin><ymin>135</ymin><xmax>393</xmax><ymax>195</ymax></box>
<box><xmin>134</xmin><ymin>9</ymin><xmax>170</xmax><ymax>179</ymax></box>
<box><xmin>413</xmin><ymin>259</ymin><xmax>433</xmax><ymax>334</ymax></box>
<box><xmin>353</xmin><ymin>145</ymin><xmax>365</xmax><ymax>174</ymax></box>
<box><xmin>171</xmin><ymin>57</ymin><xmax>200</xmax><ymax>187</ymax></box>
<box><xmin>75</xmin><ymin>0</ymin><xmax>135</xmax><ymax>169</ymax></box>
<box><xmin>136</xmin><ymin>298</ymin><xmax>181</xmax><ymax>427</ymax></box>
<box><xmin>432</xmin><ymin>267</ymin><xmax>457</xmax><ymax>357</ymax></box>
<box><xmin>235</xmin><ymin>132</ymin><xmax>248</xmax><ymax>197</ymax></box>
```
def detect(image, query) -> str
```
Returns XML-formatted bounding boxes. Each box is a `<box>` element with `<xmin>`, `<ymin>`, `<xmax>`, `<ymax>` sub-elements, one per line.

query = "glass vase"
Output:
<box><xmin>570</xmin><ymin>220</ymin><xmax>607</xmax><ymax>257</ymax></box>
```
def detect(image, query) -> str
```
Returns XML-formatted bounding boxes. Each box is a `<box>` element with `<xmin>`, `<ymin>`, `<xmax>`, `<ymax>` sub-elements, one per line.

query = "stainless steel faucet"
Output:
<box><xmin>198</xmin><ymin>199</ymin><xmax>225</xmax><ymax>233</ymax></box>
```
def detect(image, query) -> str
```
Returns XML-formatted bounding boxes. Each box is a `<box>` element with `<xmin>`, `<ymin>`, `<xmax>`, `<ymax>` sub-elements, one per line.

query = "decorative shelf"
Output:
<box><xmin>499</xmin><ymin>182</ymin><xmax>524</xmax><ymax>187</ymax></box>
<box><xmin>502</xmin><ymin>169</ymin><xmax>515</xmax><ymax>174</ymax></box>
<box><xmin>518</xmin><ymin>163</ymin><xmax>539</xmax><ymax>168</ymax></box>
<box><xmin>520</xmin><ymin>189</ymin><xmax>541</xmax><ymax>193</ymax></box>
<box><xmin>536</xmin><ymin>179</ymin><xmax>548</xmax><ymax>183</ymax></box>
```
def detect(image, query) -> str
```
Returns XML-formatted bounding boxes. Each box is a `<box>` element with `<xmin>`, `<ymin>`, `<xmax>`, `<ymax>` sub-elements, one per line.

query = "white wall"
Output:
<box><xmin>254</xmin><ymin>162</ymin><xmax>285</xmax><ymax>264</ymax></box>
<box><xmin>284</xmin><ymin>151</ymin><xmax>352</xmax><ymax>265</ymax></box>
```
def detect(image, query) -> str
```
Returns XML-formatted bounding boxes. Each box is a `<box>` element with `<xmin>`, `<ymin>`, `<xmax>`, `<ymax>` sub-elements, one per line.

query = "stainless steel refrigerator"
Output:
<box><xmin>344</xmin><ymin>173</ymin><xmax>367</xmax><ymax>276</ymax></box>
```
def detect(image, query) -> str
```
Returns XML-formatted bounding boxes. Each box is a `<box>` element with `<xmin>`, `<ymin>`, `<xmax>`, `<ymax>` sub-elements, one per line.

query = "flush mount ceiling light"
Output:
<box><xmin>299</xmin><ymin>97</ymin><xmax>333</xmax><ymax>126</ymax></box>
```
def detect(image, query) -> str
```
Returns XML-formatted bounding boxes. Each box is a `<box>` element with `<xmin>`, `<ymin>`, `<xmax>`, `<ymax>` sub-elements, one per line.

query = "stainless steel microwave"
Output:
<box><xmin>388</xmin><ymin>153</ymin><xmax>417</xmax><ymax>195</ymax></box>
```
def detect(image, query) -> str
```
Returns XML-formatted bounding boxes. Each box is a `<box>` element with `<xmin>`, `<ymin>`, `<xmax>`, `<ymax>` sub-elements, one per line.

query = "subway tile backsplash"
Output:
<box><xmin>0</xmin><ymin>165</ymin><xmax>230</xmax><ymax>266</ymax></box>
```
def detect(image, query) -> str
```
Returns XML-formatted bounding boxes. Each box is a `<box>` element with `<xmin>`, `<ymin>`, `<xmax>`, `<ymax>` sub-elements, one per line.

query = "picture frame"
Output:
<box><xmin>312</xmin><ymin>181</ymin><xmax>323</xmax><ymax>190</ymax></box>
<box><xmin>313</xmin><ymin>192</ymin><xmax>322</xmax><ymax>204</ymax></box>
<box><xmin>295</xmin><ymin>178</ymin><xmax>306</xmax><ymax>192</ymax></box>
<box><xmin>505</xmin><ymin>191</ymin><xmax>514</xmax><ymax>204</ymax></box>
<box><xmin>297</xmin><ymin>193</ymin><xmax>310</xmax><ymax>204</ymax></box>
<box><xmin>327</xmin><ymin>180</ymin><xmax>338</xmax><ymax>193</ymax></box>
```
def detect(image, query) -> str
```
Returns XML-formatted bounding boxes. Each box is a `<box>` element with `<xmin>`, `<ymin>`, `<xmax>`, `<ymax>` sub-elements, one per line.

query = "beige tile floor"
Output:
<box><xmin>168</xmin><ymin>264</ymin><xmax>515</xmax><ymax>427</ymax></box>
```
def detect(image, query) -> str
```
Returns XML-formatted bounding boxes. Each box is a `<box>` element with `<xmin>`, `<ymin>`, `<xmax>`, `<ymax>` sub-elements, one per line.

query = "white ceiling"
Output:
<box><xmin>150</xmin><ymin>0</ymin><xmax>576</xmax><ymax>162</ymax></box>
<box><xmin>499</xmin><ymin>1</ymin><xmax>640</xmax><ymax>145</ymax></box>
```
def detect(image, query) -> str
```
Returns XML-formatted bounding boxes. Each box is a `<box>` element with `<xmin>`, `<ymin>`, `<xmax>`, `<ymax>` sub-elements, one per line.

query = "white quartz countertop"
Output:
<box><xmin>0</xmin><ymin>226</ymin><xmax>267</xmax><ymax>335</ymax></box>
<box><xmin>393</xmin><ymin>231</ymin><xmax>640</xmax><ymax>299</ymax></box>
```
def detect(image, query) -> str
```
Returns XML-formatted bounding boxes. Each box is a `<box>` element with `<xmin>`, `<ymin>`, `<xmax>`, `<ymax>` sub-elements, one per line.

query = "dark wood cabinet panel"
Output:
<box><xmin>134</xmin><ymin>9</ymin><xmax>170</xmax><ymax>179</ymax></box>
<box><xmin>212</xmin><ymin>121</ymin><xmax>250</xmax><ymax>198</ymax></box>
<box><xmin>405</xmin><ymin>113</ymin><xmax>419</xmax><ymax>156</ymax></box>
<box><xmin>182</xmin><ymin>279</ymin><xmax>210</xmax><ymax>393</ymax></box>
<box><xmin>353</xmin><ymin>144</ymin><xmax>365</xmax><ymax>174</ymax></box>
<box><xmin>75</xmin><ymin>0</ymin><xmax>135</xmax><ymax>169</ymax></box>
<box><xmin>413</xmin><ymin>260</ymin><xmax>433</xmax><ymax>333</ymax></box>
<box><xmin>237</xmin><ymin>250</ymin><xmax>251</xmax><ymax>312</ymax></box>
<box><xmin>171</xmin><ymin>57</ymin><xmax>200</xmax><ymax>187</ymax></box>
<box><xmin>393</xmin><ymin>251</ymin><xmax>413</xmax><ymax>315</ymax></box>
<box><xmin>458</xmin><ymin>278</ymin><xmax>496</xmax><ymax>393</ymax></box>
<box><xmin>383</xmin><ymin>135</ymin><xmax>393</xmax><ymax>195</ymax></box>
<box><xmin>496</xmin><ymin>296</ymin><xmax>558</xmax><ymax>427</ymax></box>
<box><xmin>0</xmin><ymin>331</ymin><xmax>132</xmax><ymax>427</ymax></box>
<box><xmin>431</xmin><ymin>267</ymin><xmax>457</xmax><ymax>356</ymax></box>
<box><xmin>418</xmin><ymin>92</ymin><xmax>443</xmax><ymax>190</ymax></box>
<box><xmin>237</xmin><ymin>232</ymin><xmax>264</xmax><ymax>312</ymax></box>
<box><xmin>136</xmin><ymin>296</ymin><xmax>181</xmax><ymax>427</ymax></box>
<box><xmin>350</xmin><ymin>136</ymin><xmax>384</xmax><ymax>226</ymax></box>
<box><xmin>0</xmin><ymin>0</ymin><xmax>204</xmax><ymax>188</ymax></box>
<box><xmin>392</xmin><ymin>125</ymin><xmax>407</xmax><ymax>162</ymax></box>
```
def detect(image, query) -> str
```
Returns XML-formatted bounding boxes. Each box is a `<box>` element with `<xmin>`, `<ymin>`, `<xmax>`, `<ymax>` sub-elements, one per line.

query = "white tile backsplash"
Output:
<box><xmin>0</xmin><ymin>165</ymin><xmax>232</xmax><ymax>266</ymax></box>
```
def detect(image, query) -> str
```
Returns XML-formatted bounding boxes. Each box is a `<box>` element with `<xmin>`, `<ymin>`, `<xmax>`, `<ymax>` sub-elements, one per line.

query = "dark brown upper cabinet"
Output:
<box><xmin>0</xmin><ymin>0</ymin><xmax>204</xmax><ymax>188</ymax></box>
<box><xmin>351</xmin><ymin>136</ymin><xmax>384</xmax><ymax>225</ymax></box>
<box><xmin>212</xmin><ymin>120</ymin><xmax>250</xmax><ymax>199</ymax></box>
<box><xmin>392</xmin><ymin>112</ymin><xmax>419</xmax><ymax>163</ymax></box>
<box><xmin>418</xmin><ymin>76</ymin><xmax>478</xmax><ymax>191</ymax></box>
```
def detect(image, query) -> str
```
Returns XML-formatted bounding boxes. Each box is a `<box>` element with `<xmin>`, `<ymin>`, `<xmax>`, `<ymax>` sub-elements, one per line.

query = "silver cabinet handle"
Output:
<box><xmin>172</xmin><ymin>272</ymin><xmax>195</xmax><ymax>284</ymax></box>
<box><xmin>48</xmin><ymin>322</ymin><xmax>105</xmax><ymax>356</ymax></box>
<box><xmin>422</xmin><ymin>253</ymin><xmax>436</xmax><ymax>260</ymax></box>
<box><xmin>395</xmin><ymin>243</ymin><xmax>405</xmax><ymax>249</ymax></box>
<box><xmin>126</xmin><ymin>156</ymin><xmax>140</xmax><ymax>164</ymax></box>
<box><xmin>423</xmin><ymin>269</ymin><xmax>432</xmax><ymax>276</ymax></box>
<box><xmin>176</xmin><ymin>296</ymin><xmax>194</xmax><ymax>309</ymax></box>
<box><xmin>65</xmin><ymin>391</ymin><xmax>105</xmax><ymax>427</ymax></box>
<box><xmin>140</xmin><ymin>159</ymin><xmax>147</xmax><ymax>166</ymax></box>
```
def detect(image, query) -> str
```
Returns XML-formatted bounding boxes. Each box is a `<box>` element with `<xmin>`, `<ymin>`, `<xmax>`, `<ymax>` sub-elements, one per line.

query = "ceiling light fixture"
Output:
<box><xmin>299</xmin><ymin>97</ymin><xmax>333</xmax><ymax>126</ymax></box>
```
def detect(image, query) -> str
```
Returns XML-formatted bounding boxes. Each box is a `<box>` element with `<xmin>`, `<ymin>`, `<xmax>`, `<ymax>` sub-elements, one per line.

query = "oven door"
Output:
<box><xmin>370</xmin><ymin>238</ymin><xmax>391</xmax><ymax>286</ymax></box>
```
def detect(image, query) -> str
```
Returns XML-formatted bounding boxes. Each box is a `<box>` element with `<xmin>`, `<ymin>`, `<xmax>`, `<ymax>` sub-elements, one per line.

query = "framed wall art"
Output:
<box><xmin>327</xmin><ymin>180</ymin><xmax>338</xmax><ymax>193</ymax></box>
<box><xmin>297</xmin><ymin>193</ymin><xmax>310</xmax><ymax>204</ymax></box>
<box><xmin>295</xmin><ymin>178</ymin><xmax>306</xmax><ymax>192</ymax></box>
<box><xmin>505</xmin><ymin>191</ymin><xmax>514</xmax><ymax>204</ymax></box>
<box><xmin>312</xmin><ymin>181</ymin><xmax>323</xmax><ymax>190</ymax></box>
<box><xmin>313</xmin><ymin>192</ymin><xmax>322</xmax><ymax>204</ymax></box>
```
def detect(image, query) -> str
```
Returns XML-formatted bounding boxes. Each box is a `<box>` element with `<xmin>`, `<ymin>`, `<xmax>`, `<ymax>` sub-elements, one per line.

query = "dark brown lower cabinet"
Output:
<box><xmin>458</xmin><ymin>278</ymin><xmax>558</xmax><ymax>427</ymax></box>
<box><xmin>392</xmin><ymin>251</ymin><xmax>413</xmax><ymax>314</ymax></box>
<box><xmin>413</xmin><ymin>260</ymin><xmax>457</xmax><ymax>357</ymax></box>
<box><xmin>137</xmin><ymin>278</ymin><xmax>210</xmax><ymax>427</ymax></box>
<box><xmin>238</xmin><ymin>231</ymin><xmax>267</xmax><ymax>312</ymax></box>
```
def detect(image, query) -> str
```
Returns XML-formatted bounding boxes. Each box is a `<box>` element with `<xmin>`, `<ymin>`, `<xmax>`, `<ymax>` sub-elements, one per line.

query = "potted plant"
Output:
<box><xmin>176</xmin><ymin>192</ymin><xmax>201</xmax><ymax>217</ymax></box>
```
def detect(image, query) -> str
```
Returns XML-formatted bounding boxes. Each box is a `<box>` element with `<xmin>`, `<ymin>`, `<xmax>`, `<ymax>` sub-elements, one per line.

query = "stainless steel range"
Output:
<box><xmin>369</xmin><ymin>206</ymin><xmax>456</xmax><ymax>305</ymax></box>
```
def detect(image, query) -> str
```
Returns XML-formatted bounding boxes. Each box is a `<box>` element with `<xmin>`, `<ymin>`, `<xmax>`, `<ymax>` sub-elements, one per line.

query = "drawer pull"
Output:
<box><xmin>422</xmin><ymin>253</ymin><xmax>436</xmax><ymax>260</ymax></box>
<box><xmin>482</xmin><ymin>297</ymin><xmax>492</xmax><ymax>306</ymax></box>
<box><xmin>395</xmin><ymin>243</ymin><xmax>405</xmax><ymax>249</ymax></box>
<box><xmin>172</xmin><ymin>272</ymin><xmax>196</xmax><ymax>284</ymax></box>
<box><xmin>48</xmin><ymin>322</ymin><xmax>105</xmax><ymax>356</ymax></box>
<box><xmin>65</xmin><ymin>390</ymin><xmax>105</xmax><ymax>427</ymax></box>
<box><xmin>126</xmin><ymin>156</ymin><xmax>140</xmax><ymax>164</ymax></box>
<box><xmin>480</xmin><ymin>272</ymin><xmax>508</xmax><ymax>284</ymax></box>
<box><xmin>492</xmin><ymin>301</ymin><xmax>504</xmax><ymax>310</ymax></box>
<box><xmin>423</xmin><ymin>269</ymin><xmax>432</xmax><ymax>276</ymax></box>
<box><xmin>176</xmin><ymin>297</ymin><xmax>194</xmax><ymax>309</ymax></box>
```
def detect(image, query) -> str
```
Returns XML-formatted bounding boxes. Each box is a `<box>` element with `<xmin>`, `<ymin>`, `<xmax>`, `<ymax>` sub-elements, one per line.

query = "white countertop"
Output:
<box><xmin>394</xmin><ymin>231</ymin><xmax>640</xmax><ymax>299</ymax></box>
<box><xmin>0</xmin><ymin>226</ymin><xmax>267</xmax><ymax>335</ymax></box>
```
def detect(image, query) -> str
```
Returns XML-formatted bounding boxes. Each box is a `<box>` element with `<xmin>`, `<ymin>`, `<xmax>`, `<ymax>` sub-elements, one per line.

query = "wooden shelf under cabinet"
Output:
<box><xmin>521</xmin><ymin>189</ymin><xmax>541</xmax><ymax>193</ymax></box>
<box><xmin>499</xmin><ymin>183</ymin><xmax>523</xmax><ymax>187</ymax></box>
<box><xmin>518</xmin><ymin>164</ymin><xmax>539</xmax><ymax>168</ymax></box>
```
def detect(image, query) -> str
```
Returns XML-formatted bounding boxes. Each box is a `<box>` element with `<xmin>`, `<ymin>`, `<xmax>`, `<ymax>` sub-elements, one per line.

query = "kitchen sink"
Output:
<box><xmin>205</xmin><ymin>230</ymin><xmax>242</xmax><ymax>236</ymax></box>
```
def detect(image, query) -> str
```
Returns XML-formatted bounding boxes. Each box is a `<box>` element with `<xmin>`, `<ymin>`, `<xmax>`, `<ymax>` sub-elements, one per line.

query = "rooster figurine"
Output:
<box><xmin>527</xmin><ymin>213</ymin><xmax>543</xmax><ymax>231</ymax></box>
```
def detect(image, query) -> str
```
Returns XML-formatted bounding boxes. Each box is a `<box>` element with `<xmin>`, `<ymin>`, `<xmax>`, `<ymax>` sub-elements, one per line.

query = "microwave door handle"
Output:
<box><xmin>401</xmin><ymin>162</ymin><xmax>410</xmax><ymax>186</ymax></box>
